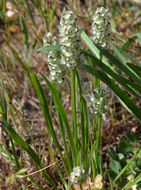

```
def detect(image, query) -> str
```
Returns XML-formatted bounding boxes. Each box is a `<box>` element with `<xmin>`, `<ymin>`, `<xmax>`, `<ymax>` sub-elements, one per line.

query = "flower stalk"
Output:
<box><xmin>71</xmin><ymin>70</ymin><xmax>78</xmax><ymax>154</ymax></box>
<box><xmin>59</xmin><ymin>10</ymin><xmax>83</xmax><ymax>158</ymax></box>
<box><xmin>91</xmin><ymin>7</ymin><xmax>111</xmax><ymax>176</ymax></box>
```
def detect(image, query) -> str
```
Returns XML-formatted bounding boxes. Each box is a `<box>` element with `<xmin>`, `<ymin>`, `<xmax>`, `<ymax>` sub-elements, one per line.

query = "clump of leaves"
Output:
<box><xmin>108</xmin><ymin>133</ymin><xmax>141</xmax><ymax>189</ymax></box>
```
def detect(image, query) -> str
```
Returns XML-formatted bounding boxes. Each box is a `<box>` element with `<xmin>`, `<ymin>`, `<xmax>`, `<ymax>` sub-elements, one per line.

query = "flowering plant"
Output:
<box><xmin>92</xmin><ymin>7</ymin><xmax>111</xmax><ymax>48</ymax></box>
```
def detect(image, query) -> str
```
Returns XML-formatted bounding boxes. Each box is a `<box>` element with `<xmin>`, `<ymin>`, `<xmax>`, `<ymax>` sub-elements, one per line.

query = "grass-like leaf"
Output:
<box><xmin>127</xmin><ymin>63</ymin><xmax>141</xmax><ymax>77</ymax></box>
<box><xmin>9</xmin><ymin>46</ymin><xmax>30</xmax><ymax>78</ymax></box>
<box><xmin>81</xmin><ymin>31</ymin><xmax>141</xmax><ymax>84</ymax></box>
<box><xmin>121</xmin><ymin>36</ymin><xmax>137</xmax><ymax>50</ymax></box>
<box><xmin>40</xmin><ymin>73</ymin><xmax>77</xmax><ymax>167</ymax></box>
<box><xmin>0</xmin><ymin>119</ymin><xmax>57</xmax><ymax>189</ymax></box>
<box><xmin>79</xmin><ymin>64</ymin><xmax>141</xmax><ymax>121</ymax></box>
<box><xmin>0</xmin><ymin>141</ymin><xmax>16</xmax><ymax>166</ymax></box>
<box><xmin>97</xmin><ymin>44</ymin><xmax>141</xmax><ymax>84</ymax></box>
<box><xmin>55</xmin><ymin>103</ymin><xmax>72</xmax><ymax>174</ymax></box>
<box><xmin>81</xmin><ymin>31</ymin><xmax>109</xmax><ymax>66</ymax></box>
<box><xmin>111</xmin><ymin>43</ymin><xmax>141</xmax><ymax>67</ymax></box>
<box><xmin>84</xmin><ymin>51</ymin><xmax>141</xmax><ymax>99</ymax></box>
<box><xmin>37</xmin><ymin>44</ymin><xmax>61</xmax><ymax>52</ymax></box>
<box><xmin>30</xmin><ymin>73</ymin><xmax>67</xmax><ymax>168</ymax></box>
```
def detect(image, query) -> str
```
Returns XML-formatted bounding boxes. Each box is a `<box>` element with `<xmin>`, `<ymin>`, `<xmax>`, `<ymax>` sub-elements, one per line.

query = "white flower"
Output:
<box><xmin>90</xmin><ymin>86</ymin><xmax>110</xmax><ymax>117</ymax></box>
<box><xmin>6</xmin><ymin>10</ymin><xmax>15</xmax><ymax>18</ymax></box>
<box><xmin>92</xmin><ymin>7</ymin><xmax>111</xmax><ymax>48</ymax></box>
<box><xmin>43</xmin><ymin>32</ymin><xmax>65</xmax><ymax>84</ymax></box>
<box><xmin>69</xmin><ymin>167</ymin><xmax>86</xmax><ymax>185</ymax></box>
<box><xmin>59</xmin><ymin>10</ymin><xmax>83</xmax><ymax>70</ymax></box>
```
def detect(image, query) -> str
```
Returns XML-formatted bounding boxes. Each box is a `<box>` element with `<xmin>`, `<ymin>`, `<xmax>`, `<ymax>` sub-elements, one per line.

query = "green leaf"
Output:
<box><xmin>19</xmin><ymin>15</ymin><xmax>28</xmax><ymax>45</ymax></box>
<box><xmin>55</xmin><ymin>98</ymin><xmax>72</xmax><ymax>174</ymax></box>
<box><xmin>80</xmin><ymin>96</ymin><xmax>90</xmax><ymax>172</ymax></box>
<box><xmin>27</xmin><ymin>176</ymin><xmax>46</xmax><ymax>190</ymax></box>
<box><xmin>81</xmin><ymin>31</ymin><xmax>141</xmax><ymax>85</ymax></box>
<box><xmin>111</xmin><ymin>43</ymin><xmax>141</xmax><ymax>67</ymax></box>
<box><xmin>108</xmin><ymin>147</ymin><xmax>119</xmax><ymax>160</ymax></box>
<box><xmin>0</xmin><ymin>74</ymin><xmax>8</xmax><ymax>121</ymax></box>
<box><xmin>98</xmin><ymin>43</ymin><xmax>141</xmax><ymax>84</ymax></box>
<box><xmin>37</xmin><ymin>44</ymin><xmax>61</xmax><ymax>52</ymax></box>
<box><xmin>51</xmin><ymin>60</ymin><xmax>62</xmax><ymax>65</ymax></box>
<box><xmin>33</xmin><ymin>0</ymin><xmax>41</xmax><ymax>7</ymax></box>
<box><xmin>0</xmin><ymin>119</ymin><xmax>57</xmax><ymax>189</ymax></box>
<box><xmin>85</xmin><ymin>52</ymin><xmax>141</xmax><ymax>99</ymax></box>
<box><xmin>79</xmin><ymin>63</ymin><xmax>141</xmax><ymax>121</ymax></box>
<box><xmin>126</xmin><ymin>63</ymin><xmax>141</xmax><ymax>79</ymax></box>
<box><xmin>40</xmin><ymin>73</ymin><xmax>77</xmax><ymax>167</ymax></box>
<box><xmin>126</xmin><ymin>133</ymin><xmax>139</xmax><ymax>144</ymax></box>
<box><xmin>107</xmin><ymin>169</ymin><xmax>117</xmax><ymax>181</ymax></box>
<box><xmin>110</xmin><ymin>160</ymin><xmax>121</xmax><ymax>174</ymax></box>
<box><xmin>122</xmin><ymin>36</ymin><xmax>137</xmax><ymax>50</ymax></box>
<box><xmin>0</xmin><ymin>141</ymin><xmax>16</xmax><ymax>166</ymax></box>
<box><xmin>136</xmin><ymin>158</ymin><xmax>141</xmax><ymax>169</ymax></box>
<box><xmin>30</xmin><ymin>73</ymin><xmax>67</xmax><ymax>170</ymax></box>
<box><xmin>113</xmin><ymin>146</ymin><xmax>141</xmax><ymax>184</ymax></box>
<box><xmin>80</xmin><ymin>32</ymin><xmax>141</xmax><ymax>121</ymax></box>
<box><xmin>118</xmin><ymin>141</ymin><xmax>135</xmax><ymax>153</ymax></box>
<box><xmin>118</xmin><ymin>153</ymin><xmax>125</xmax><ymax>160</ymax></box>
<box><xmin>81</xmin><ymin>31</ymin><xmax>110</xmax><ymax>66</ymax></box>
<box><xmin>48</xmin><ymin>141</ymin><xmax>68</xmax><ymax>188</ymax></box>
<box><xmin>9</xmin><ymin>46</ymin><xmax>30</xmax><ymax>77</ymax></box>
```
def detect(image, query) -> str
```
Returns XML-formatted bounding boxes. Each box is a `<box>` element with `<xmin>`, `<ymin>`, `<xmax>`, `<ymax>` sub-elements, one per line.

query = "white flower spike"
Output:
<box><xmin>59</xmin><ymin>10</ymin><xmax>83</xmax><ymax>70</ymax></box>
<box><xmin>43</xmin><ymin>32</ymin><xmax>65</xmax><ymax>84</ymax></box>
<box><xmin>92</xmin><ymin>7</ymin><xmax>111</xmax><ymax>48</ymax></box>
<box><xmin>90</xmin><ymin>86</ymin><xmax>110</xmax><ymax>117</ymax></box>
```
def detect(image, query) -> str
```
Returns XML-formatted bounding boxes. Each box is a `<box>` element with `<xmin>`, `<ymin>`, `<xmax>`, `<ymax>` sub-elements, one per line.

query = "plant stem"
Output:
<box><xmin>94</xmin><ymin>53</ymin><xmax>102</xmax><ymax>88</ymax></box>
<box><xmin>91</xmin><ymin>135</ymin><xmax>96</xmax><ymax>178</ymax></box>
<box><xmin>96</xmin><ymin>115</ymin><xmax>102</xmax><ymax>150</ymax></box>
<box><xmin>70</xmin><ymin>0</ymin><xmax>74</xmax><ymax>6</ymax></box>
<box><xmin>93</xmin><ymin>51</ymin><xmax>103</xmax><ymax>175</ymax></box>
<box><xmin>104</xmin><ymin>0</ymin><xmax>106</xmax><ymax>8</ymax></box>
<box><xmin>80</xmin><ymin>184</ymin><xmax>83</xmax><ymax>190</ymax></box>
<box><xmin>24</xmin><ymin>0</ymin><xmax>37</xmax><ymax>27</ymax></box>
<box><xmin>71</xmin><ymin>69</ymin><xmax>78</xmax><ymax>163</ymax></box>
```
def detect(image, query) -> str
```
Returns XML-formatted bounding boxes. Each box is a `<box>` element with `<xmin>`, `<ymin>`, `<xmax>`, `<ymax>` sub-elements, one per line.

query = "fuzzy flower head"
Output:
<box><xmin>43</xmin><ymin>32</ymin><xmax>65</xmax><ymax>84</ymax></box>
<box><xmin>59</xmin><ymin>10</ymin><xmax>82</xmax><ymax>70</ymax></box>
<box><xmin>90</xmin><ymin>86</ymin><xmax>109</xmax><ymax>117</ymax></box>
<box><xmin>69</xmin><ymin>166</ymin><xmax>86</xmax><ymax>185</ymax></box>
<box><xmin>92</xmin><ymin>7</ymin><xmax>111</xmax><ymax>48</ymax></box>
